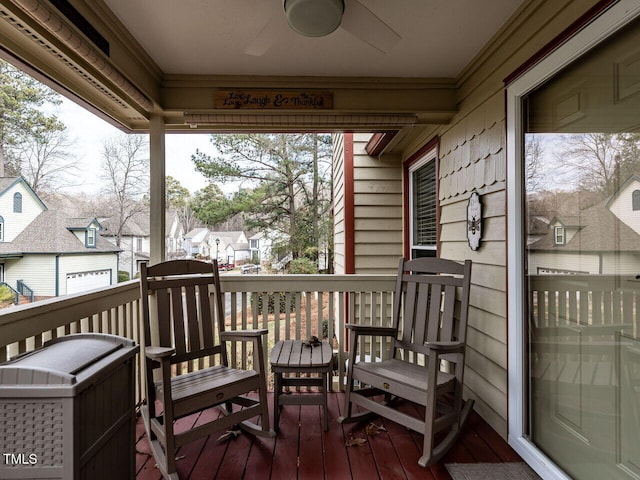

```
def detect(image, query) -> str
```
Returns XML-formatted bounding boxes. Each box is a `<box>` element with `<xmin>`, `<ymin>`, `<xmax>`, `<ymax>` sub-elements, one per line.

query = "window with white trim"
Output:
<box><xmin>86</xmin><ymin>228</ymin><xmax>96</xmax><ymax>247</ymax></box>
<box><xmin>13</xmin><ymin>192</ymin><xmax>22</xmax><ymax>213</ymax></box>
<box><xmin>553</xmin><ymin>226</ymin><xmax>565</xmax><ymax>245</ymax></box>
<box><xmin>633</xmin><ymin>189</ymin><xmax>640</xmax><ymax>211</ymax></box>
<box><xmin>409</xmin><ymin>150</ymin><xmax>437</xmax><ymax>258</ymax></box>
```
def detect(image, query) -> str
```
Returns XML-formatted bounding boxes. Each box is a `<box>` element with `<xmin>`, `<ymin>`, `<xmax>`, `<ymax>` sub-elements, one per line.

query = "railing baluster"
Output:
<box><xmin>306</xmin><ymin>292</ymin><xmax>312</xmax><ymax>339</ymax></box>
<box><xmin>295</xmin><ymin>293</ymin><xmax>302</xmax><ymax>340</ymax></box>
<box><xmin>274</xmin><ymin>292</ymin><xmax>281</xmax><ymax>344</ymax></box>
<box><xmin>0</xmin><ymin>276</ymin><xmax>398</xmax><ymax>410</ymax></box>
<box><xmin>285</xmin><ymin>292</ymin><xmax>291</xmax><ymax>340</ymax></box>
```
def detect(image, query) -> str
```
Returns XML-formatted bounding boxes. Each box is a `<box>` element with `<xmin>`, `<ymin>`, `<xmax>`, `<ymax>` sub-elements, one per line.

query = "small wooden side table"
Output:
<box><xmin>270</xmin><ymin>339</ymin><xmax>333</xmax><ymax>431</ymax></box>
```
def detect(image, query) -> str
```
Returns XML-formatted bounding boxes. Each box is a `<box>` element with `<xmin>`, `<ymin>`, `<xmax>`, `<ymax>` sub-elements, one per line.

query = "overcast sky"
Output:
<box><xmin>53</xmin><ymin>97</ymin><xmax>212</xmax><ymax>195</ymax></box>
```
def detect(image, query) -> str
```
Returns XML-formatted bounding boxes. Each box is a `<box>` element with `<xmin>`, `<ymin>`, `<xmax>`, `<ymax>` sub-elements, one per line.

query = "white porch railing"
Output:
<box><xmin>0</xmin><ymin>281</ymin><xmax>144</xmax><ymax>402</ymax></box>
<box><xmin>0</xmin><ymin>274</ymin><xmax>396</xmax><ymax>407</ymax></box>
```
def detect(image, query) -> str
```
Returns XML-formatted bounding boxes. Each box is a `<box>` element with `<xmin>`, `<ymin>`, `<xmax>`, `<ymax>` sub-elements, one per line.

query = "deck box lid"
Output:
<box><xmin>0</xmin><ymin>334</ymin><xmax>135</xmax><ymax>386</ymax></box>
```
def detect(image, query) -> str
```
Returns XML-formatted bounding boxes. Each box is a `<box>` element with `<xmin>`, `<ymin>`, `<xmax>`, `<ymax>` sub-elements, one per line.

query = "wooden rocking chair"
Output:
<box><xmin>140</xmin><ymin>259</ymin><xmax>274</xmax><ymax>480</ymax></box>
<box><xmin>338</xmin><ymin>257</ymin><xmax>473</xmax><ymax>467</ymax></box>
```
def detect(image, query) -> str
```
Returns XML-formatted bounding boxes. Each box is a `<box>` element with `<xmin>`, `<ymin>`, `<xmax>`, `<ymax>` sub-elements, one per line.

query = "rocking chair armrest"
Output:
<box><xmin>424</xmin><ymin>341</ymin><xmax>465</xmax><ymax>353</ymax></box>
<box><xmin>345</xmin><ymin>324</ymin><xmax>396</xmax><ymax>337</ymax></box>
<box><xmin>220</xmin><ymin>329</ymin><xmax>268</xmax><ymax>342</ymax></box>
<box><xmin>145</xmin><ymin>346</ymin><xmax>176</xmax><ymax>360</ymax></box>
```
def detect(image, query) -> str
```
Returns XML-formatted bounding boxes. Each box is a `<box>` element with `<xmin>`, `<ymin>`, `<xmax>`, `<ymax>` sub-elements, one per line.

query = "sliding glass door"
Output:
<box><xmin>522</xmin><ymin>15</ymin><xmax>640</xmax><ymax>480</ymax></box>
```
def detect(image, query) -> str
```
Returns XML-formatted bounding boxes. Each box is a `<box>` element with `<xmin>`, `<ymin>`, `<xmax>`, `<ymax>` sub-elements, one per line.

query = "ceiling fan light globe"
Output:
<box><xmin>284</xmin><ymin>0</ymin><xmax>345</xmax><ymax>37</ymax></box>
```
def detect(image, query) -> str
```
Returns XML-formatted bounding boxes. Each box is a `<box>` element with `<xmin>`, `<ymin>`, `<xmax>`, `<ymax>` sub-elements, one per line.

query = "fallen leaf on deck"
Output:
<box><xmin>345</xmin><ymin>434</ymin><xmax>367</xmax><ymax>447</ymax></box>
<box><xmin>217</xmin><ymin>429</ymin><xmax>242</xmax><ymax>442</ymax></box>
<box><xmin>365</xmin><ymin>423</ymin><xmax>387</xmax><ymax>436</ymax></box>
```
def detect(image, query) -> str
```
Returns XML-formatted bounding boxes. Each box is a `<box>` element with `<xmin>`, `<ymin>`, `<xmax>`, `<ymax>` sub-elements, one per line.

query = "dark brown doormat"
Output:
<box><xmin>445</xmin><ymin>463</ymin><xmax>541</xmax><ymax>480</ymax></box>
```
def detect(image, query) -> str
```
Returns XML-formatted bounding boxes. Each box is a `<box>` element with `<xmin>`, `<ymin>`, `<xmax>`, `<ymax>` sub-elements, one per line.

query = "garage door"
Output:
<box><xmin>66</xmin><ymin>270</ymin><xmax>111</xmax><ymax>294</ymax></box>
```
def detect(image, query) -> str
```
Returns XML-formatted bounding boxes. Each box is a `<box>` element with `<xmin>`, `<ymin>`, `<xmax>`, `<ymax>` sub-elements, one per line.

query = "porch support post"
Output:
<box><xmin>149</xmin><ymin>114</ymin><xmax>166</xmax><ymax>265</ymax></box>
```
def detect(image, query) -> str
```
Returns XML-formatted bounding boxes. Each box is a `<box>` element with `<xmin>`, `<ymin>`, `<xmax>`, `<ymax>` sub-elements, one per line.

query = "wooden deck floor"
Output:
<box><xmin>135</xmin><ymin>393</ymin><xmax>522</xmax><ymax>480</ymax></box>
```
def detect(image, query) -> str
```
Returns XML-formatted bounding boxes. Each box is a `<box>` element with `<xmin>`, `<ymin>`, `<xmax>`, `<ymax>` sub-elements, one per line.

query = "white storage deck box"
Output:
<box><xmin>0</xmin><ymin>333</ymin><xmax>139</xmax><ymax>479</ymax></box>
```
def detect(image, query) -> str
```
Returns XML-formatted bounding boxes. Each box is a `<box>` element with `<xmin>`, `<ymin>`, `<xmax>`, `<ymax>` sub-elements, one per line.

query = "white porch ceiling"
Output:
<box><xmin>103</xmin><ymin>0</ymin><xmax>524</xmax><ymax>78</ymax></box>
<box><xmin>0</xmin><ymin>0</ymin><xmax>526</xmax><ymax>138</ymax></box>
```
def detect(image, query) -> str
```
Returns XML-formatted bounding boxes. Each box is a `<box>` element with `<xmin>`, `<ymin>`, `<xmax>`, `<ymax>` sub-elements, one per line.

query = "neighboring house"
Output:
<box><xmin>249</xmin><ymin>232</ymin><xmax>267</xmax><ymax>264</ymax></box>
<box><xmin>528</xmin><ymin>177</ymin><xmax>640</xmax><ymax>275</ymax></box>
<box><xmin>166</xmin><ymin>210</ymin><xmax>185</xmax><ymax>260</ymax></box>
<box><xmin>0</xmin><ymin>177</ymin><xmax>120</xmax><ymax>299</ymax></box>
<box><xmin>210</xmin><ymin>231</ymin><xmax>250</xmax><ymax>265</ymax></box>
<box><xmin>183</xmin><ymin>227</ymin><xmax>211</xmax><ymax>258</ymax></box>
<box><xmin>248</xmin><ymin>231</ymin><xmax>293</xmax><ymax>269</ymax></box>
<box><xmin>100</xmin><ymin>211</ymin><xmax>150</xmax><ymax>279</ymax></box>
<box><xmin>101</xmin><ymin>210</ymin><xmax>184</xmax><ymax>277</ymax></box>
<box><xmin>183</xmin><ymin>228</ymin><xmax>252</xmax><ymax>265</ymax></box>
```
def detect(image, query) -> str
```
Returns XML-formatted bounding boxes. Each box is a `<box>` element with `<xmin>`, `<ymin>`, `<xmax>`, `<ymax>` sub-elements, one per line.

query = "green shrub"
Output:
<box><xmin>288</xmin><ymin>257</ymin><xmax>317</xmax><ymax>274</ymax></box>
<box><xmin>0</xmin><ymin>285</ymin><xmax>15</xmax><ymax>304</ymax></box>
<box><xmin>118</xmin><ymin>270</ymin><xmax>130</xmax><ymax>282</ymax></box>
<box><xmin>251</xmin><ymin>292</ymin><xmax>296</xmax><ymax>315</ymax></box>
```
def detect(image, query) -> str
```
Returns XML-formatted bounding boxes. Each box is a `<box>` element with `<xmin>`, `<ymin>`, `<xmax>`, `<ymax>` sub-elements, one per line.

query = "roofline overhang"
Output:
<box><xmin>0</xmin><ymin>0</ymin><xmax>459</xmax><ymax>133</ymax></box>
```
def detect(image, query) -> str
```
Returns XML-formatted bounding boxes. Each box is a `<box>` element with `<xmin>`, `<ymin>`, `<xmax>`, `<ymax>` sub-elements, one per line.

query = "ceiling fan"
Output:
<box><xmin>245</xmin><ymin>0</ymin><xmax>401</xmax><ymax>56</ymax></box>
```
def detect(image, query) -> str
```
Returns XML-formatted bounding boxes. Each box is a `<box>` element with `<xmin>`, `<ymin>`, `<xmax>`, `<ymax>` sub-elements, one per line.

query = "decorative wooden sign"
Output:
<box><xmin>214</xmin><ymin>90</ymin><xmax>333</xmax><ymax>110</ymax></box>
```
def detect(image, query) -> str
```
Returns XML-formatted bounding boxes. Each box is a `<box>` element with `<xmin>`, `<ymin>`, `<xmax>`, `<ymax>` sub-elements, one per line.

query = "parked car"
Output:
<box><xmin>217</xmin><ymin>262</ymin><xmax>234</xmax><ymax>271</ymax></box>
<box><xmin>240</xmin><ymin>264</ymin><xmax>261</xmax><ymax>274</ymax></box>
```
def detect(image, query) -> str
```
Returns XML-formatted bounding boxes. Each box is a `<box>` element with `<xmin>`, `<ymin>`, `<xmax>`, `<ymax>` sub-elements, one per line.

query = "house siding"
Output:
<box><xmin>57</xmin><ymin>254</ymin><xmax>118</xmax><ymax>295</ymax></box>
<box><xmin>332</xmin><ymin>133</ymin><xmax>347</xmax><ymax>274</ymax></box>
<box><xmin>399</xmin><ymin>0</ymin><xmax>604</xmax><ymax>439</ymax></box>
<box><xmin>329</xmin><ymin>0</ymin><xmax>605</xmax><ymax>438</ymax></box>
<box><xmin>608</xmin><ymin>178</ymin><xmax>640</xmax><ymax>235</ymax></box>
<box><xmin>0</xmin><ymin>181</ymin><xmax>43</xmax><ymax>242</ymax></box>
<box><xmin>3</xmin><ymin>255</ymin><xmax>57</xmax><ymax>296</ymax></box>
<box><xmin>353</xmin><ymin>134</ymin><xmax>404</xmax><ymax>274</ymax></box>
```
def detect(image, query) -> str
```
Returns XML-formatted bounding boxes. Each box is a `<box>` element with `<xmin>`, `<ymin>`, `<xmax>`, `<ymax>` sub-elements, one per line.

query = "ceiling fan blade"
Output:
<box><xmin>244</xmin><ymin>14</ymin><xmax>283</xmax><ymax>56</ymax></box>
<box><xmin>340</xmin><ymin>0</ymin><xmax>401</xmax><ymax>53</ymax></box>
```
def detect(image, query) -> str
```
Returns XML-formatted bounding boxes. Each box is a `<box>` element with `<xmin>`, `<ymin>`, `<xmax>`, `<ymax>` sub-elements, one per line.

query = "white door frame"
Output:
<box><xmin>506</xmin><ymin>2</ymin><xmax>640</xmax><ymax>479</ymax></box>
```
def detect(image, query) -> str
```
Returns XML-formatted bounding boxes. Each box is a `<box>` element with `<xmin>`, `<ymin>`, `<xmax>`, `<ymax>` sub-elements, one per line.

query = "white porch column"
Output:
<box><xmin>149</xmin><ymin>115</ymin><xmax>166</xmax><ymax>265</ymax></box>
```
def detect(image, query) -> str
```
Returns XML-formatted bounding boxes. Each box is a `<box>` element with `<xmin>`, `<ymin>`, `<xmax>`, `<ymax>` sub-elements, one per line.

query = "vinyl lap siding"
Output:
<box><xmin>332</xmin><ymin>133</ymin><xmax>346</xmax><ymax>274</ymax></box>
<box><xmin>4</xmin><ymin>255</ymin><xmax>57</xmax><ymax>296</ymax></box>
<box><xmin>410</xmin><ymin>0</ymin><xmax>603</xmax><ymax>438</ymax></box>
<box><xmin>58</xmin><ymin>254</ymin><xmax>118</xmax><ymax>295</ymax></box>
<box><xmin>352</xmin><ymin>134</ymin><xmax>402</xmax><ymax>274</ymax></box>
<box><xmin>0</xmin><ymin>182</ymin><xmax>44</xmax><ymax>242</ymax></box>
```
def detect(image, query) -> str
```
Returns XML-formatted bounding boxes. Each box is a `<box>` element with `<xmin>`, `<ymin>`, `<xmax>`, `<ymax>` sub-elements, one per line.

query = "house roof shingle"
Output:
<box><xmin>528</xmin><ymin>199</ymin><xmax>640</xmax><ymax>252</ymax></box>
<box><xmin>0</xmin><ymin>211</ymin><xmax>120</xmax><ymax>255</ymax></box>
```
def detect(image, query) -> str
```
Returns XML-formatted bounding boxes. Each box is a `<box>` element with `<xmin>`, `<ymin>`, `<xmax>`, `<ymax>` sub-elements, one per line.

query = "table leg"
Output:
<box><xmin>322</xmin><ymin>371</ymin><xmax>328</xmax><ymax>431</ymax></box>
<box><xmin>274</xmin><ymin>371</ymin><xmax>281</xmax><ymax>432</ymax></box>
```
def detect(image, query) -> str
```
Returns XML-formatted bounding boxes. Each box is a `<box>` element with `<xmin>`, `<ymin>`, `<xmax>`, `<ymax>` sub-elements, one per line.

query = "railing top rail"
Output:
<box><xmin>0</xmin><ymin>280</ymin><xmax>140</xmax><ymax>348</ymax></box>
<box><xmin>529</xmin><ymin>274</ymin><xmax>640</xmax><ymax>291</ymax></box>
<box><xmin>0</xmin><ymin>275</ymin><xmax>398</xmax><ymax>350</ymax></box>
<box><xmin>219</xmin><ymin>274</ymin><xmax>396</xmax><ymax>293</ymax></box>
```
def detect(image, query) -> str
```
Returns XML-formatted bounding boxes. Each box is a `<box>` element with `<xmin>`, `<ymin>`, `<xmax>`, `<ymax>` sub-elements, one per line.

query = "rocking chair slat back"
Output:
<box><xmin>394</xmin><ymin>258</ymin><xmax>469</xmax><ymax>355</ymax></box>
<box><xmin>142</xmin><ymin>262</ymin><xmax>226</xmax><ymax>366</ymax></box>
<box><xmin>339</xmin><ymin>256</ymin><xmax>473</xmax><ymax>468</ymax></box>
<box><xmin>140</xmin><ymin>259</ymin><xmax>273</xmax><ymax>479</ymax></box>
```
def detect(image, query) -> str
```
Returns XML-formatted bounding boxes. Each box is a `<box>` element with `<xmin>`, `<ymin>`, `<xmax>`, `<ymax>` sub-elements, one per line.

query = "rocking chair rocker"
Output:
<box><xmin>339</xmin><ymin>257</ymin><xmax>473</xmax><ymax>467</ymax></box>
<box><xmin>140</xmin><ymin>259</ymin><xmax>274</xmax><ymax>479</ymax></box>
